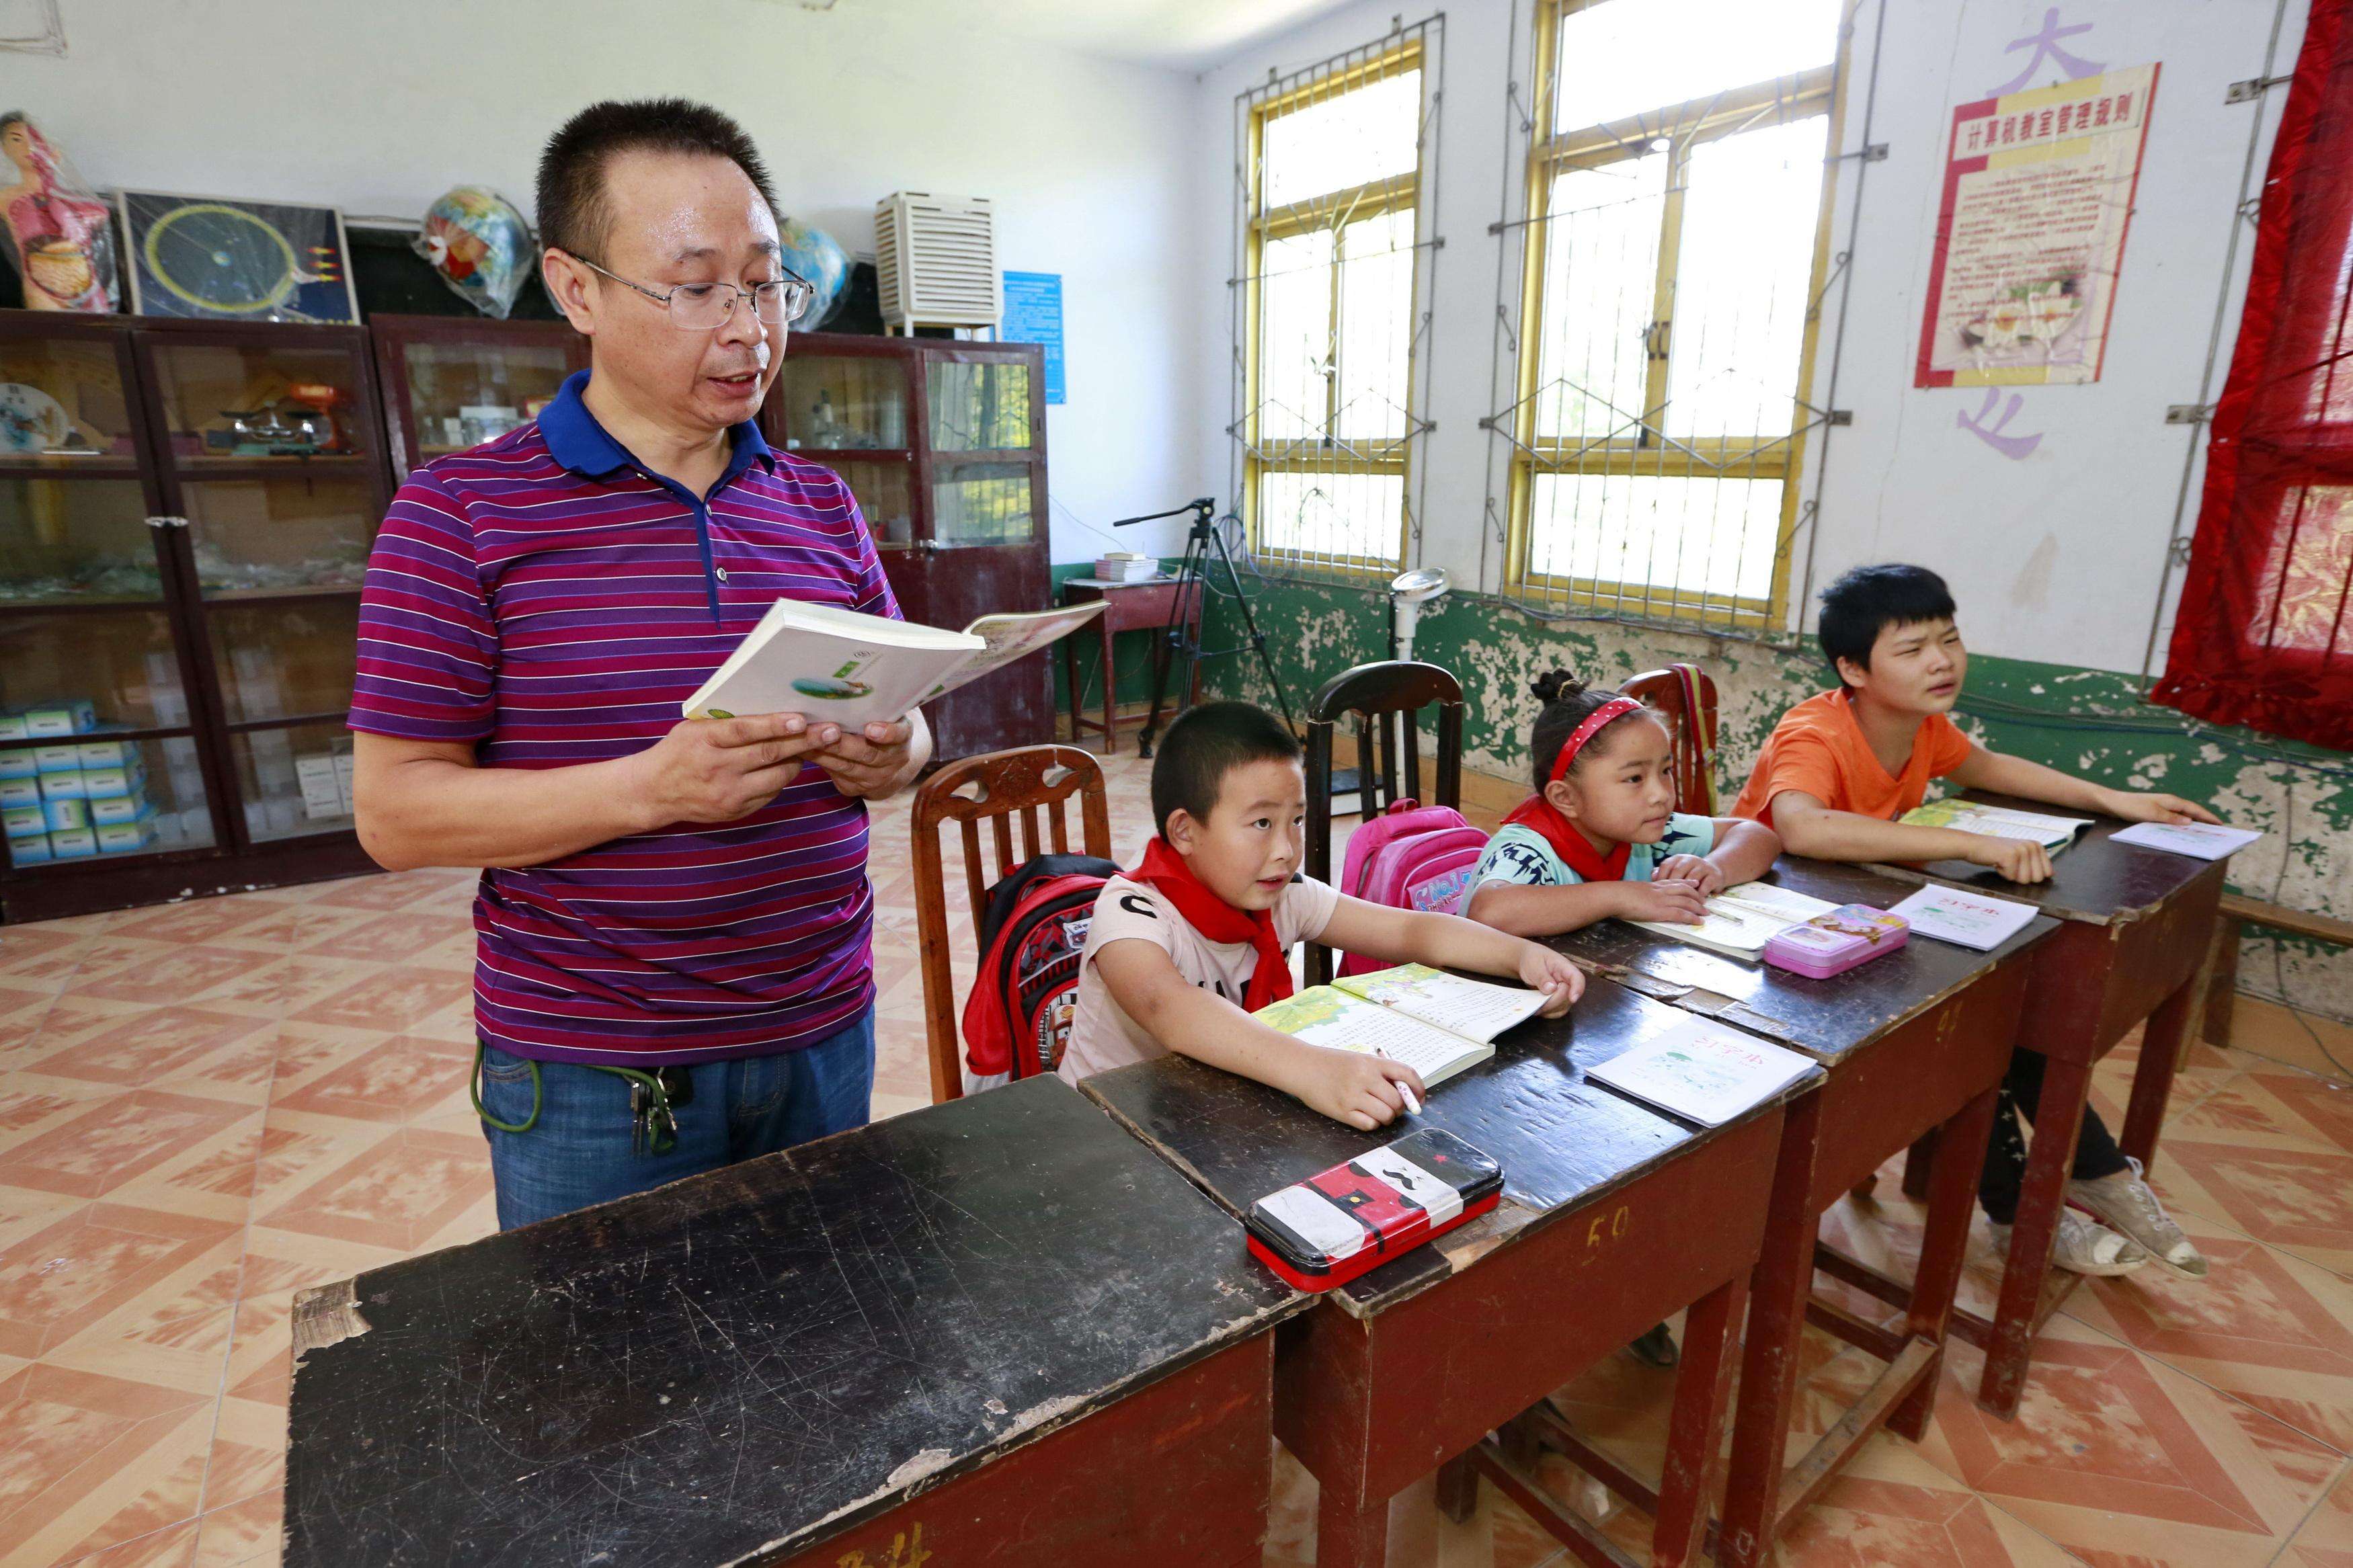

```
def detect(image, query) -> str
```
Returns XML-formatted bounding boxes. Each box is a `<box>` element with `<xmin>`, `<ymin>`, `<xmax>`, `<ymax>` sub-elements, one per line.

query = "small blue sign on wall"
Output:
<box><xmin>1001</xmin><ymin>272</ymin><xmax>1066</xmax><ymax>405</ymax></box>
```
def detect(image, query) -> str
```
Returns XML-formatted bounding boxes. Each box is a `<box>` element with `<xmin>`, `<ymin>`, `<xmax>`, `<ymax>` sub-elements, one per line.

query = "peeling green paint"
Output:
<box><xmin>1184</xmin><ymin>577</ymin><xmax>2353</xmax><ymax>1024</ymax></box>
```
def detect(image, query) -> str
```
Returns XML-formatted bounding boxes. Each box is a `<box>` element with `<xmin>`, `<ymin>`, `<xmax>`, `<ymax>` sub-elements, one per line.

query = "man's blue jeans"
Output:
<box><xmin>475</xmin><ymin>1009</ymin><xmax>876</xmax><ymax>1230</ymax></box>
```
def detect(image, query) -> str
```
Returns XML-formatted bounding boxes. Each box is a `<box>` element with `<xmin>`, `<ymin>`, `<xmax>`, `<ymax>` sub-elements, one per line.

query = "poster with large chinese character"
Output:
<box><xmin>1915</xmin><ymin>65</ymin><xmax>2158</xmax><ymax>387</ymax></box>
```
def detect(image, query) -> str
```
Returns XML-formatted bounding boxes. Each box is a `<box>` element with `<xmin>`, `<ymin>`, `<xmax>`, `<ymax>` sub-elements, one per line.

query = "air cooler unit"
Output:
<box><xmin>874</xmin><ymin>192</ymin><xmax>999</xmax><ymax>335</ymax></box>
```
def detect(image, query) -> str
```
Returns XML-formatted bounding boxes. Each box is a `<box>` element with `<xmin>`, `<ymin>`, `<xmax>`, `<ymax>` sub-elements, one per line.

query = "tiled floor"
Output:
<box><xmin>3</xmin><ymin>746</ymin><xmax>2350</xmax><ymax>1567</ymax></box>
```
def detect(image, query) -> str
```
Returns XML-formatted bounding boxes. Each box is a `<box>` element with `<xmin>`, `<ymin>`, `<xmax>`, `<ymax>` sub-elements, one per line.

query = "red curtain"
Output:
<box><xmin>2154</xmin><ymin>0</ymin><xmax>2353</xmax><ymax>749</ymax></box>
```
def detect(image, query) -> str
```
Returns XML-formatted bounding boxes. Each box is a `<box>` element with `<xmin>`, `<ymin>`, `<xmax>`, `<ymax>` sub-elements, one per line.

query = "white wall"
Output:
<box><xmin>1189</xmin><ymin>0</ymin><xmax>2309</xmax><ymax>675</ymax></box>
<box><xmin>7</xmin><ymin>0</ymin><xmax>1201</xmax><ymax>563</ymax></box>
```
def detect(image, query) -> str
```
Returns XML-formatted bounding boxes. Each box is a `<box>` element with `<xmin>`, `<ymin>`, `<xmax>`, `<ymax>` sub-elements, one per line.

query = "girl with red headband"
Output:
<box><xmin>1462</xmin><ymin>671</ymin><xmax>1782</xmax><ymax>1371</ymax></box>
<box><xmin>1462</xmin><ymin>672</ymin><xmax>1781</xmax><ymax>938</ymax></box>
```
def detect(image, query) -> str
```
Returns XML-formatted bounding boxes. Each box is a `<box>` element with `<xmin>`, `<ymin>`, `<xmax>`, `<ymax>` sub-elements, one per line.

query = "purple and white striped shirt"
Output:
<box><xmin>348</xmin><ymin>370</ymin><xmax>901</xmax><ymax>1065</ymax></box>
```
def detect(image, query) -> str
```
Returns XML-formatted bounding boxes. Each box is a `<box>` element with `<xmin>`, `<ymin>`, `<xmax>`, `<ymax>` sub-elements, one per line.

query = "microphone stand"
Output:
<box><xmin>1110</xmin><ymin>497</ymin><xmax>1295</xmax><ymax>756</ymax></box>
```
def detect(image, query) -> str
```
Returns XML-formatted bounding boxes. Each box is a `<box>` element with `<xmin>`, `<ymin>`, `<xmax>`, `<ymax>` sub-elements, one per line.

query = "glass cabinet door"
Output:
<box><xmin>777</xmin><ymin>355</ymin><xmax>910</xmax><ymax>452</ymax></box>
<box><xmin>931</xmin><ymin>462</ymin><xmax>1036</xmax><ymax>545</ymax></box>
<box><xmin>181</xmin><ymin>477</ymin><xmax>374</xmax><ymax>596</ymax></box>
<box><xmin>0</xmin><ymin>333</ymin><xmax>140</xmax><ymax>466</ymax></box>
<box><xmin>397</xmin><ymin>333</ymin><xmax>575</xmax><ymax>459</ymax></box>
<box><xmin>926</xmin><ymin>359</ymin><xmax>1034</xmax><ymax>452</ymax></box>
<box><xmin>0</xmin><ymin>479</ymin><xmax>165</xmax><ymax>604</ymax></box>
<box><xmin>0</xmin><ymin>323</ymin><xmax>227</xmax><ymax>874</ymax></box>
<box><xmin>145</xmin><ymin>339</ymin><xmax>372</xmax><ymax>467</ymax></box>
<box><xmin>139</xmin><ymin>327</ymin><xmax>383</xmax><ymax>848</ymax></box>
<box><xmin>828</xmin><ymin>458</ymin><xmax>916</xmax><ymax>546</ymax></box>
<box><xmin>0</xmin><ymin>610</ymin><xmax>218</xmax><ymax>867</ymax></box>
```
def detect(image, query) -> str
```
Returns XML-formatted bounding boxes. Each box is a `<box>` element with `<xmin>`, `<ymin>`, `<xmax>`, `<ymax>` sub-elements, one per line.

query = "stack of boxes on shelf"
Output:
<box><xmin>294</xmin><ymin>747</ymin><xmax>356</xmax><ymax>825</ymax></box>
<box><xmin>0</xmin><ymin>704</ymin><xmax>155</xmax><ymax>865</ymax></box>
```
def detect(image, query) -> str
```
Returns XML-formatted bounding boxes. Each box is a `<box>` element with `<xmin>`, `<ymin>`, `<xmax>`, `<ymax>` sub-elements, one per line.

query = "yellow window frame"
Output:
<box><xmin>1242</xmin><ymin>42</ymin><xmax>1425</xmax><ymax>577</ymax></box>
<box><xmin>1505</xmin><ymin>0</ymin><xmax>1851</xmax><ymax>630</ymax></box>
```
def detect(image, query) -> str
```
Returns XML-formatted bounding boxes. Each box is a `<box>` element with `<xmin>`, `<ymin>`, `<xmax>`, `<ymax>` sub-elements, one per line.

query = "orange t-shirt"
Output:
<box><xmin>1731</xmin><ymin>688</ymin><xmax>1974</xmax><ymax>829</ymax></box>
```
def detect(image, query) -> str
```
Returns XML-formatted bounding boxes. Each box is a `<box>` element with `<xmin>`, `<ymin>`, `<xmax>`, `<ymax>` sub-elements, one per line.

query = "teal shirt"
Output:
<box><xmin>1467</xmin><ymin>813</ymin><xmax>1716</xmax><ymax>899</ymax></box>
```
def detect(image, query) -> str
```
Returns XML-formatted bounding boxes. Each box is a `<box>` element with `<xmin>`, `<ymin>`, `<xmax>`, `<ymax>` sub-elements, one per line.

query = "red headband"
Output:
<box><xmin>1543</xmin><ymin>696</ymin><xmax>1644</xmax><ymax>784</ymax></box>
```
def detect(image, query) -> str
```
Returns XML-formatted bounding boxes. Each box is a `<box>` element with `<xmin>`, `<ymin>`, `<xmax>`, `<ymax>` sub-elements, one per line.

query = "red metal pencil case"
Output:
<box><xmin>1244</xmin><ymin>1128</ymin><xmax>1503</xmax><ymax>1292</ymax></box>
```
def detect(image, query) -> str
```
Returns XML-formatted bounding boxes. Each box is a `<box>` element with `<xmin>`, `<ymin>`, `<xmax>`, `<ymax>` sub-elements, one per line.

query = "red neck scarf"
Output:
<box><xmin>1129</xmin><ymin>837</ymin><xmax>1295</xmax><ymax>1011</ymax></box>
<box><xmin>1503</xmin><ymin>695</ymin><xmax>1644</xmax><ymax>884</ymax></box>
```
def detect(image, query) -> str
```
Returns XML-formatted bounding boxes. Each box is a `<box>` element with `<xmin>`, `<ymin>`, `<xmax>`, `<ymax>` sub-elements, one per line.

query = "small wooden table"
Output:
<box><xmin>1547</xmin><ymin>855</ymin><xmax>2061</xmax><ymax>1566</ymax></box>
<box><xmin>284</xmin><ymin>1077</ymin><xmax>1302</xmax><ymax>1568</ymax></box>
<box><xmin>1862</xmin><ymin>793</ymin><xmax>2235</xmax><ymax>1417</ymax></box>
<box><xmin>1082</xmin><ymin>977</ymin><xmax>1814</xmax><ymax>1568</ymax></box>
<box><xmin>1060</xmin><ymin>577</ymin><xmax>1201</xmax><ymax>754</ymax></box>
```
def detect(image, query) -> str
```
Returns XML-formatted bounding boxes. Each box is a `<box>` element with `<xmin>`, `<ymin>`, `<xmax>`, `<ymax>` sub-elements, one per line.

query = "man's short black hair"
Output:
<box><xmin>536</xmin><ymin>97</ymin><xmax>779</xmax><ymax>263</ymax></box>
<box><xmin>1818</xmin><ymin>563</ymin><xmax>1956</xmax><ymax>683</ymax></box>
<box><xmin>1151</xmin><ymin>701</ymin><xmax>1302</xmax><ymax>837</ymax></box>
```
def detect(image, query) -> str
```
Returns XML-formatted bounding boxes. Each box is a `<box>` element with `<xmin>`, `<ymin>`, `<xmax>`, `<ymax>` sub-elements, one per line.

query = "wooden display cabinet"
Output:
<box><xmin>370</xmin><ymin>314</ymin><xmax>588</xmax><ymax>482</ymax></box>
<box><xmin>0</xmin><ymin>309</ymin><xmax>390</xmax><ymax>922</ymax></box>
<box><xmin>763</xmin><ymin>333</ymin><xmax>1051</xmax><ymax>763</ymax></box>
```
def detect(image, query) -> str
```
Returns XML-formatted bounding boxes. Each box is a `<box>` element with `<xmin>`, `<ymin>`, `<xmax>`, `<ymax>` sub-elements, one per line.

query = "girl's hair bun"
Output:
<box><xmin>1531</xmin><ymin>669</ymin><xmax>1588</xmax><ymax>706</ymax></box>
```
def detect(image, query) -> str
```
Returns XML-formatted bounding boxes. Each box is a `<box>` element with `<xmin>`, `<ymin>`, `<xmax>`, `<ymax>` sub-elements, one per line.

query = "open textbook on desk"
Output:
<box><xmin>1252</xmin><ymin>964</ymin><xmax>1547</xmax><ymax>1088</ymax></box>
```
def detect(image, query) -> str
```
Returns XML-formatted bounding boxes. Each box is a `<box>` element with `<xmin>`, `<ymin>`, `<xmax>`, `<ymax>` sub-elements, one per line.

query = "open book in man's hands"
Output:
<box><xmin>1253</xmin><ymin>964</ymin><xmax>1546</xmax><ymax>1089</ymax></box>
<box><xmin>681</xmin><ymin>599</ymin><xmax>1106</xmax><ymax>727</ymax></box>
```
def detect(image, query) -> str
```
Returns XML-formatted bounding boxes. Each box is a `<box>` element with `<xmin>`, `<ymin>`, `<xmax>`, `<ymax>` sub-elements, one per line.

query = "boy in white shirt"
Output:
<box><xmin>1059</xmin><ymin>700</ymin><xmax>1584</xmax><ymax>1129</ymax></box>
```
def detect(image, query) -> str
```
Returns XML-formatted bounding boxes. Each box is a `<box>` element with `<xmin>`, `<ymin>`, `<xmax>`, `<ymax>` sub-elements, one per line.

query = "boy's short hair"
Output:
<box><xmin>1151</xmin><ymin>701</ymin><xmax>1302</xmax><ymax>836</ymax></box>
<box><xmin>1818</xmin><ymin>564</ymin><xmax>1956</xmax><ymax>682</ymax></box>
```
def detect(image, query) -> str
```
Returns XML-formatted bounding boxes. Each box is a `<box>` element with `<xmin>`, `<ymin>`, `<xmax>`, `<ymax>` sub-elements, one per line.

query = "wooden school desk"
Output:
<box><xmin>1546</xmin><ymin>856</ymin><xmax>2060</xmax><ymax>1567</ymax></box>
<box><xmin>283</xmin><ymin>1077</ymin><xmax>1302</xmax><ymax>1568</ymax></box>
<box><xmin>1081</xmin><ymin>977</ymin><xmax>1817</xmax><ymax>1568</ymax></box>
<box><xmin>1862</xmin><ymin>792</ymin><xmax>2235</xmax><ymax>1418</ymax></box>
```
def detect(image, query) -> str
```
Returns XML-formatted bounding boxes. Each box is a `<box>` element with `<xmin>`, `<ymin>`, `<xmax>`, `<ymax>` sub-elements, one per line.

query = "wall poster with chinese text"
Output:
<box><xmin>1915</xmin><ymin>65</ymin><xmax>2159</xmax><ymax>388</ymax></box>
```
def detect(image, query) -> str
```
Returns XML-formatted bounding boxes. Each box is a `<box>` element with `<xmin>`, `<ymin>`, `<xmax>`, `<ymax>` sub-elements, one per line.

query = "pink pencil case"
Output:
<box><xmin>1763</xmin><ymin>904</ymin><xmax>1909</xmax><ymax>979</ymax></box>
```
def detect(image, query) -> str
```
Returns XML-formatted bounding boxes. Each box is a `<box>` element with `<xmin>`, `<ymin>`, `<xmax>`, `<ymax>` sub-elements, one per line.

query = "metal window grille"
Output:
<box><xmin>1231</xmin><ymin>18</ymin><xmax>1445</xmax><ymax>581</ymax></box>
<box><xmin>1486</xmin><ymin>0</ymin><xmax>1858</xmax><ymax>633</ymax></box>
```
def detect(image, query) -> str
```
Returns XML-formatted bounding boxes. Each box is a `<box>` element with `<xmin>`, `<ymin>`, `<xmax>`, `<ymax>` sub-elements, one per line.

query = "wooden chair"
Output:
<box><xmin>910</xmin><ymin>745</ymin><xmax>1112</xmax><ymax>1104</ymax></box>
<box><xmin>1622</xmin><ymin>663</ymin><xmax>1721</xmax><ymax>815</ymax></box>
<box><xmin>1303</xmin><ymin>660</ymin><xmax>1466</xmax><ymax>986</ymax></box>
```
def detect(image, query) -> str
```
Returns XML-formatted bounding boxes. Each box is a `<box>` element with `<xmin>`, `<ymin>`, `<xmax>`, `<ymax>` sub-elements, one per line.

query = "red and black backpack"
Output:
<box><xmin>961</xmin><ymin>853</ymin><xmax>1119</xmax><ymax>1082</ymax></box>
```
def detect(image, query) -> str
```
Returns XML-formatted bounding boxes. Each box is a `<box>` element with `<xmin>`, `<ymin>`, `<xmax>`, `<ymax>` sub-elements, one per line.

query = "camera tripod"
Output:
<box><xmin>1111</xmin><ymin>497</ymin><xmax>1295</xmax><ymax>757</ymax></box>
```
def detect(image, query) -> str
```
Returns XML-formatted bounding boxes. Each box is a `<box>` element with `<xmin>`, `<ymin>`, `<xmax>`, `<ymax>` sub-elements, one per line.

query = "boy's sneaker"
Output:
<box><xmin>2067</xmin><ymin>1157</ymin><xmax>2208</xmax><ymax>1279</ymax></box>
<box><xmin>1992</xmin><ymin>1209</ymin><xmax>2149</xmax><ymax>1276</ymax></box>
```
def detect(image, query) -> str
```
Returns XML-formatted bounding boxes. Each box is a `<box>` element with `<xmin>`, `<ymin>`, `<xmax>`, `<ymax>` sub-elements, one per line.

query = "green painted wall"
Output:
<box><xmin>1193</xmin><ymin>575</ymin><xmax>2353</xmax><ymax>1024</ymax></box>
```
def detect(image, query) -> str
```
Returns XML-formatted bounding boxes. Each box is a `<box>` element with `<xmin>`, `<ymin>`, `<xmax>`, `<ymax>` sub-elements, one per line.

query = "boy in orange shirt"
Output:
<box><xmin>1735</xmin><ymin>564</ymin><xmax>2219</xmax><ymax>1279</ymax></box>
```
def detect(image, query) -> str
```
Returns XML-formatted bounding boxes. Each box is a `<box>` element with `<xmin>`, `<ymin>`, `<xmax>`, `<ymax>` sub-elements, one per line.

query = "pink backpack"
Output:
<box><xmin>1332</xmin><ymin>798</ymin><xmax>1489</xmax><ymax>977</ymax></box>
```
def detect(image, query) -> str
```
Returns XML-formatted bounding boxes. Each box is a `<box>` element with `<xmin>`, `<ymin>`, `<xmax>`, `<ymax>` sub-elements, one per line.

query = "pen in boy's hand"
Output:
<box><xmin>1374</xmin><ymin>1048</ymin><xmax>1423</xmax><ymax>1116</ymax></box>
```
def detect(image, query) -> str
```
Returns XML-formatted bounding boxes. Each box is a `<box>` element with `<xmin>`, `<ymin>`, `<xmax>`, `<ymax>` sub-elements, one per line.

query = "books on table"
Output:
<box><xmin>1585</xmin><ymin>1015</ymin><xmax>1816</xmax><ymax>1126</ymax></box>
<box><xmin>1899</xmin><ymin>798</ymin><xmax>2091</xmax><ymax>851</ymax></box>
<box><xmin>1252</xmin><ymin>964</ymin><xmax>1547</xmax><ymax>1089</ymax></box>
<box><xmin>1888</xmin><ymin>884</ymin><xmax>2040</xmax><ymax>951</ymax></box>
<box><xmin>2109</xmin><ymin>821</ymin><xmax>2262</xmax><ymax>860</ymax></box>
<box><xmin>682</xmin><ymin>599</ymin><xmax>1106</xmax><ymax>727</ymax></box>
<box><xmin>1627</xmin><ymin>880</ymin><xmax>1839</xmax><ymax>959</ymax></box>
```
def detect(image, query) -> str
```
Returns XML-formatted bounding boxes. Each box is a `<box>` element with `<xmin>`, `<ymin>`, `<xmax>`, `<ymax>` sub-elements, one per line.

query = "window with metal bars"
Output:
<box><xmin>1505</xmin><ymin>0</ymin><xmax>1848</xmax><ymax>630</ymax></box>
<box><xmin>1237</xmin><ymin>34</ymin><xmax>1435</xmax><ymax>577</ymax></box>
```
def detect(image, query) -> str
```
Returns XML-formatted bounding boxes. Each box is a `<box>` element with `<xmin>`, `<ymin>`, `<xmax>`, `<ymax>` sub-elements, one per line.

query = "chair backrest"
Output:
<box><xmin>1621</xmin><ymin>663</ymin><xmax>1720</xmax><ymax>816</ymax></box>
<box><xmin>1302</xmin><ymin>660</ymin><xmax>1465</xmax><ymax>986</ymax></box>
<box><xmin>911</xmin><ymin>745</ymin><xmax>1111</xmax><ymax>1103</ymax></box>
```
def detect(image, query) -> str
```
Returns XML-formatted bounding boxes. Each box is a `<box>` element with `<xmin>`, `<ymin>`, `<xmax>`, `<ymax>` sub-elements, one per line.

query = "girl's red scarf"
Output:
<box><xmin>1503</xmin><ymin>694</ymin><xmax>1644</xmax><ymax>884</ymax></box>
<box><xmin>1129</xmin><ymin>837</ymin><xmax>1295</xmax><ymax>1011</ymax></box>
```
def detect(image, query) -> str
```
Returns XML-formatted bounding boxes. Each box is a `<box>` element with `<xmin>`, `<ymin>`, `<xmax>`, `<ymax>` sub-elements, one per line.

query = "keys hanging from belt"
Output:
<box><xmin>622</xmin><ymin>1065</ymin><xmax>695</xmax><ymax>1157</ymax></box>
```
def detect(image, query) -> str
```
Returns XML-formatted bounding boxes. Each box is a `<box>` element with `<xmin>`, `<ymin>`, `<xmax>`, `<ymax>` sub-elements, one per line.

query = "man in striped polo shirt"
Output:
<box><xmin>350</xmin><ymin>99</ymin><xmax>928</xmax><ymax>1229</ymax></box>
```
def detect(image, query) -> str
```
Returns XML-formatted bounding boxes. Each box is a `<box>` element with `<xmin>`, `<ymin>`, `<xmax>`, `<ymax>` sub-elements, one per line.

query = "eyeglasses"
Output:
<box><xmin>569</xmin><ymin>253</ymin><xmax>814</xmax><ymax>329</ymax></box>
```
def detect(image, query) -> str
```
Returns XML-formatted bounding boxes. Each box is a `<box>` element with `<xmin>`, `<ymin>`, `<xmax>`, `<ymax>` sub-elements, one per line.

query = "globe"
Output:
<box><xmin>416</xmin><ymin>185</ymin><xmax>532</xmax><ymax>319</ymax></box>
<box><xmin>776</xmin><ymin>217</ymin><xmax>850</xmax><ymax>331</ymax></box>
